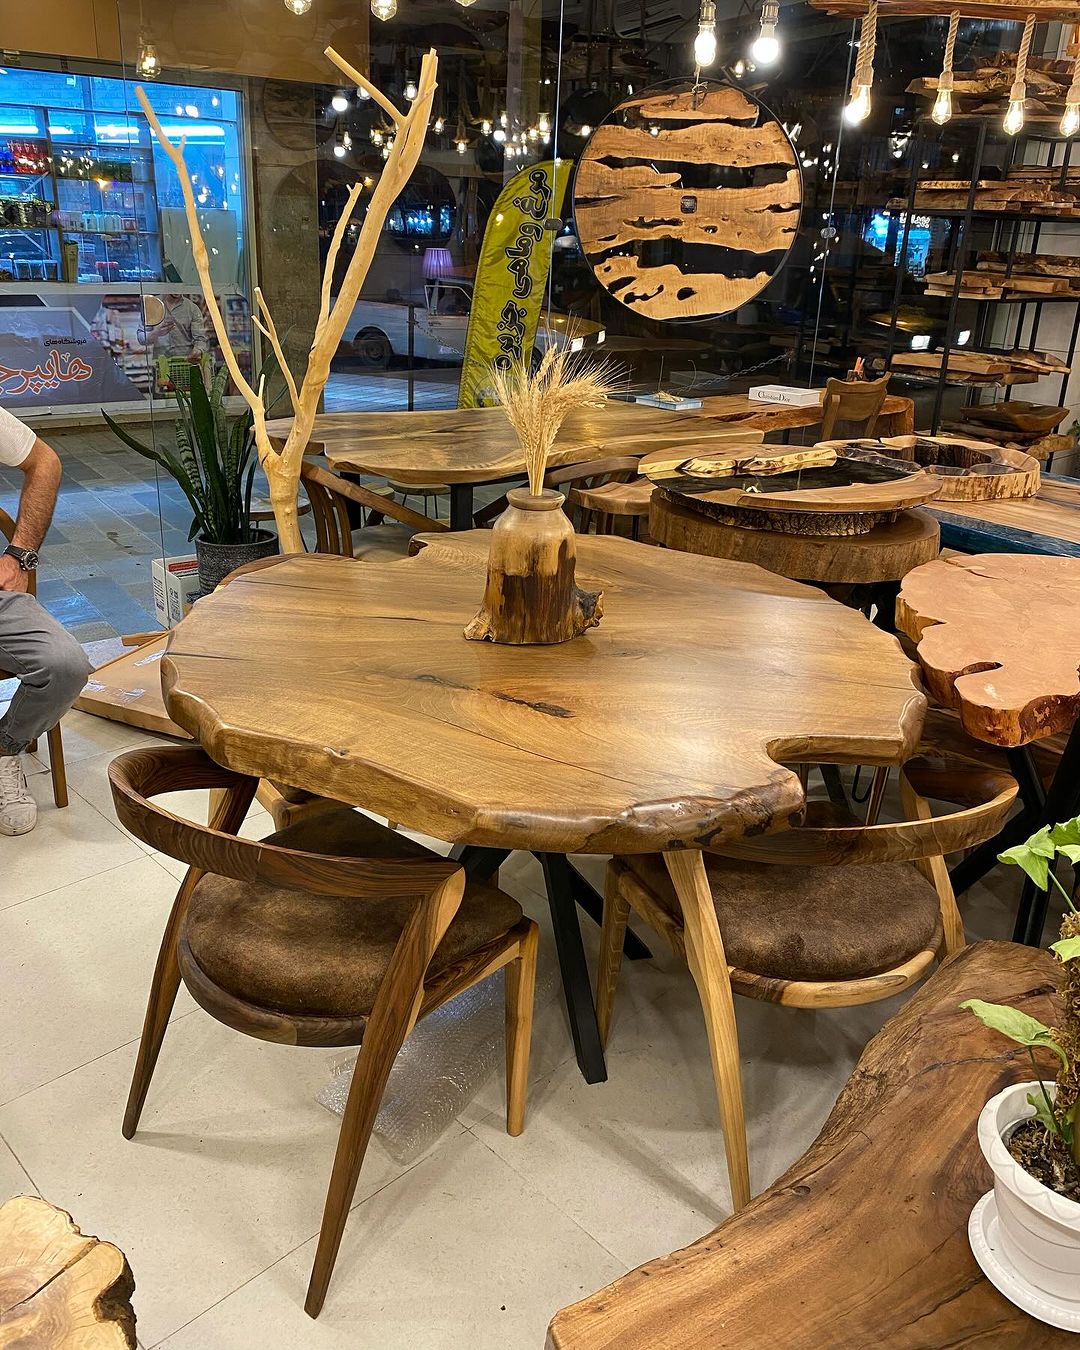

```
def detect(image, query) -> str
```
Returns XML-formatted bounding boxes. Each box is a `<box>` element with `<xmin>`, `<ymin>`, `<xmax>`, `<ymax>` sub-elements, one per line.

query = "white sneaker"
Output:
<box><xmin>0</xmin><ymin>753</ymin><xmax>36</xmax><ymax>836</ymax></box>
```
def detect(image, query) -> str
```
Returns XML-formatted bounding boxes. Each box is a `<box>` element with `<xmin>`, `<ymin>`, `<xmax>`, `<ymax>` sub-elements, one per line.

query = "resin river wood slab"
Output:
<box><xmin>897</xmin><ymin>552</ymin><xmax>1080</xmax><ymax>746</ymax></box>
<box><xmin>574</xmin><ymin>82</ymin><xmax>801</xmax><ymax>322</ymax></box>
<box><xmin>817</xmin><ymin>434</ymin><xmax>1041</xmax><ymax>502</ymax></box>
<box><xmin>0</xmin><ymin>1196</ymin><xmax>136</xmax><ymax>1348</ymax></box>
<box><xmin>547</xmin><ymin>941</ymin><xmax>1072</xmax><ymax>1350</ymax></box>
<box><xmin>161</xmin><ymin>538</ymin><xmax>925</xmax><ymax>855</ymax></box>
<box><xmin>639</xmin><ymin>444</ymin><xmax>940</xmax><ymax>535</ymax></box>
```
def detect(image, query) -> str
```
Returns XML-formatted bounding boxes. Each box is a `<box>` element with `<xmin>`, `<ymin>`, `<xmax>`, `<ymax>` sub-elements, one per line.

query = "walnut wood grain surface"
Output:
<box><xmin>161</xmin><ymin>537</ymin><xmax>925</xmax><ymax>854</ymax></box>
<box><xmin>896</xmin><ymin>552</ymin><xmax>1080</xmax><ymax>747</ymax></box>
<box><xmin>274</xmin><ymin>395</ymin><xmax>915</xmax><ymax>487</ymax></box>
<box><xmin>547</xmin><ymin>940</ymin><xmax>1071</xmax><ymax>1350</ymax></box>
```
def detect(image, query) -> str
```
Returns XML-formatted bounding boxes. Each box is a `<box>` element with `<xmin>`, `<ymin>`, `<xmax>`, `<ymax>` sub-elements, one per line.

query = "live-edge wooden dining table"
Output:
<box><xmin>161</xmin><ymin>533</ymin><xmax>925</xmax><ymax>1206</ymax></box>
<box><xmin>267</xmin><ymin>392</ymin><xmax>915</xmax><ymax>530</ymax></box>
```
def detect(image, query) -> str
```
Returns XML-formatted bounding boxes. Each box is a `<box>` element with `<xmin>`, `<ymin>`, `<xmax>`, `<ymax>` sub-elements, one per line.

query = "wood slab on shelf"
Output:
<box><xmin>0</xmin><ymin>1195</ymin><xmax>136</xmax><ymax>1348</ymax></box>
<box><xmin>160</xmin><ymin>539</ymin><xmax>926</xmax><ymax>855</ymax></box>
<box><xmin>813</xmin><ymin>0</ymin><xmax>1080</xmax><ymax>19</ymax></box>
<box><xmin>896</xmin><ymin>551</ymin><xmax>1080</xmax><ymax>746</ymax></box>
<box><xmin>966</xmin><ymin>402</ymin><xmax>1069</xmax><ymax>435</ymax></box>
<box><xmin>650</xmin><ymin>490</ymin><xmax>941</xmax><ymax>583</ymax></box>
<box><xmin>73</xmin><ymin>636</ymin><xmax>191</xmax><ymax>739</ymax></box>
<box><xmin>931</xmin><ymin>475</ymin><xmax>1080</xmax><ymax>556</ymax></box>
<box><xmin>817</xmin><ymin>434</ymin><xmax>1040</xmax><ymax>501</ymax></box>
<box><xmin>278</xmin><ymin>395</ymin><xmax>916</xmax><ymax>486</ymax></box>
<box><xmin>574</xmin><ymin>83</ymin><xmax>801</xmax><ymax>321</ymax></box>
<box><xmin>547</xmin><ymin>941</ymin><xmax>1070</xmax><ymax>1350</ymax></box>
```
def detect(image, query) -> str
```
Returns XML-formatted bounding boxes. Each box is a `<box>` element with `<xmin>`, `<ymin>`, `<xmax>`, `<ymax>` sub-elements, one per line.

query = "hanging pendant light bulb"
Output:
<box><xmin>333</xmin><ymin>140</ymin><xmax>346</xmax><ymax>158</ymax></box>
<box><xmin>694</xmin><ymin>0</ymin><xmax>718</xmax><ymax>69</ymax></box>
<box><xmin>357</xmin><ymin>86</ymin><xmax>371</xmax><ymax>100</ymax></box>
<box><xmin>537</xmin><ymin>111</ymin><xmax>550</xmax><ymax>135</ymax></box>
<box><xmin>404</xmin><ymin>76</ymin><xmax>418</xmax><ymax>101</ymax></box>
<box><xmin>931</xmin><ymin>11</ymin><xmax>959</xmax><ymax>125</ymax></box>
<box><xmin>283</xmin><ymin>0</ymin><xmax>312</xmax><ymax>12</ymax></box>
<box><xmin>370</xmin><ymin>0</ymin><xmax>396</xmax><ymax>20</ymax></box>
<box><xmin>1004</xmin><ymin>14</ymin><xmax>1036</xmax><ymax>135</ymax></box>
<box><xmin>433</xmin><ymin>115</ymin><xmax>445</xmax><ymax>133</ymax></box>
<box><xmin>751</xmin><ymin>0</ymin><xmax>780</xmax><ymax>65</ymax></box>
<box><xmin>844</xmin><ymin>0</ymin><xmax>878</xmax><ymax>123</ymax></box>
<box><xmin>331</xmin><ymin>91</ymin><xmax>349</xmax><ymax>113</ymax></box>
<box><xmin>481</xmin><ymin>117</ymin><xmax>492</xmax><ymax>135</ymax></box>
<box><xmin>136</xmin><ymin>34</ymin><xmax>161</xmax><ymax>79</ymax></box>
<box><xmin>1061</xmin><ymin>36</ymin><xmax>1080</xmax><ymax>136</ymax></box>
<box><xmin>371</xmin><ymin>126</ymin><xmax>384</xmax><ymax>146</ymax></box>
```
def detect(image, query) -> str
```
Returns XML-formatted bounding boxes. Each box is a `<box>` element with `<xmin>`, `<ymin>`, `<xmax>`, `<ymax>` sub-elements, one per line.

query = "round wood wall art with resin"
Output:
<box><xmin>573</xmin><ymin>81</ymin><xmax>801</xmax><ymax>322</ymax></box>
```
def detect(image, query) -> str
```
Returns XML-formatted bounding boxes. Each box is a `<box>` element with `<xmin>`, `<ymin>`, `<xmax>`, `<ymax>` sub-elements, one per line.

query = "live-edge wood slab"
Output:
<box><xmin>0</xmin><ymin>1195</ymin><xmax>136</xmax><ymax>1348</ymax></box>
<box><xmin>897</xmin><ymin>552</ymin><xmax>1080</xmax><ymax>747</ymax></box>
<box><xmin>548</xmin><ymin>941</ymin><xmax>1071</xmax><ymax>1350</ymax></box>
<box><xmin>161</xmin><ymin>535</ymin><xmax>925</xmax><ymax>855</ymax></box>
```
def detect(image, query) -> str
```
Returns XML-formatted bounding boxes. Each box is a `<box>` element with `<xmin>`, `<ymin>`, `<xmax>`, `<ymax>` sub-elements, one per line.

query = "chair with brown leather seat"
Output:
<box><xmin>594</xmin><ymin>755</ymin><xmax>1017</xmax><ymax>1210</ymax></box>
<box><xmin>0</xmin><ymin>506</ymin><xmax>68</xmax><ymax>809</ymax></box>
<box><xmin>109</xmin><ymin>743</ymin><xmax>539</xmax><ymax>1318</ymax></box>
<box><xmin>820</xmin><ymin>373</ymin><xmax>891</xmax><ymax>441</ymax></box>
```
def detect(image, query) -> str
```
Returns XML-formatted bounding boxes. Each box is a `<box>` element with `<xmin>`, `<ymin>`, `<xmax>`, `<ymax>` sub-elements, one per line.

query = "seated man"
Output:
<box><xmin>0</xmin><ymin>407</ymin><xmax>90</xmax><ymax>835</ymax></box>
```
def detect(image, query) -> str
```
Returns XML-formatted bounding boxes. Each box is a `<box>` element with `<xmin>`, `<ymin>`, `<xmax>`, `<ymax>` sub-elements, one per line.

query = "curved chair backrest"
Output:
<box><xmin>820</xmin><ymin>374</ymin><xmax>890</xmax><ymax>441</ymax></box>
<box><xmin>300</xmin><ymin>461</ymin><xmax>448</xmax><ymax>558</ymax></box>
<box><xmin>715</xmin><ymin>757</ymin><xmax>1017</xmax><ymax>867</ymax></box>
<box><xmin>544</xmin><ymin>457</ymin><xmax>644</xmax><ymax>534</ymax></box>
<box><xmin>109</xmin><ymin>744</ymin><xmax>461</xmax><ymax>899</ymax></box>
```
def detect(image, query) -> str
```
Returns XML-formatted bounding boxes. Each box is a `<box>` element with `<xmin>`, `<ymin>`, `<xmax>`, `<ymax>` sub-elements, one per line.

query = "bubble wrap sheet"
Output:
<box><xmin>316</xmin><ymin>962</ymin><xmax>558</xmax><ymax>1165</ymax></box>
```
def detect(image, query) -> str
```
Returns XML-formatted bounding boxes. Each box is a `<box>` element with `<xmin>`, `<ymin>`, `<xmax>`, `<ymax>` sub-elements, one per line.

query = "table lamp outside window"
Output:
<box><xmin>423</xmin><ymin>246</ymin><xmax>453</xmax><ymax>279</ymax></box>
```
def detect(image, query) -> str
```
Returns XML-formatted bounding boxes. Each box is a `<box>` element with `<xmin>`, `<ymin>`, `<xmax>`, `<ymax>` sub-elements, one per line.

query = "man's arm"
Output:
<box><xmin>0</xmin><ymin>438</ymin><xmax>61</xmax><ymax>593</ymax></box>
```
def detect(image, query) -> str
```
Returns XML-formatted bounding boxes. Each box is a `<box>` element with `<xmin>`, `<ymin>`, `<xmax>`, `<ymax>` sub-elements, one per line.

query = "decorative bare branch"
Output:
<box><xmin>134</xmin><ymin>47</ymin><xmax>439</xmax><ymax>554</ymax></box>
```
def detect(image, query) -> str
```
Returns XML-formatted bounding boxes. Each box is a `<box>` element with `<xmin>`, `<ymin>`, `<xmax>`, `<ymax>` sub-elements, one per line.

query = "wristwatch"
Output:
<box><xmin>3</xmin><ymin>545</ymin><xmax>39</xmax><ymax>572</ymax></box>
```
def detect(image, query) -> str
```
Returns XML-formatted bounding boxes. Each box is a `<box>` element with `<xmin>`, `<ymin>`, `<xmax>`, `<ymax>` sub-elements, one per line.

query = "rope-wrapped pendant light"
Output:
<box><xmin>844</xmin><ymin>0</ymin><xmax>878</xmax><ymax>124</ymax></box>
<box><xmin>932</xmin><ymin>11</ymin><xmax>961</xmax><ymax>125</ymax></box>
<box><xmin>1004</xmin><ymin>13</ymin><xmax>1036</xmax><ymax>135</ymax></box>
<box><xmin>1062</xmin><ymin>26</ymin><xmax>1080</xmax><ymax>137</ymax></box>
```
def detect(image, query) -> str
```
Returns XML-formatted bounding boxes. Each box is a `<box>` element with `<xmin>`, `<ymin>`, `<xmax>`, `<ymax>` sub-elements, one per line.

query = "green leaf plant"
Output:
<box><xmin>102</xmin><ymin>353</ymin><xmax>282</xmax><ymax>547</ymax></box>
<box><xmin>962</xmin><ymin>817</ymin><xmax>1080</xmax><ymax>1169</ymax></box>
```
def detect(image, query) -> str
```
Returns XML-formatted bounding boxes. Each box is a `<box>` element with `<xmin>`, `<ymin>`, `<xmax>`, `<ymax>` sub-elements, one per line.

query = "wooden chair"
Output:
<box><xmin>0</xmin><ymin>507</ymin><xmax>68</xmax><ymax>808</ymax></box>
<box><xmin>820</xmin><ymin>374</ymin><xmax>891</xmax><ymax>441</ymax></box>
<box><xmin>543</xmin><ymin>457</ymin><xmax>652</xmax><ymax>538</ymax></box>
<box><xmin>109</xmin><ymin>743</ymin><xmax>539</xmax><ymax>1318</ymax></box>
<box><xmin>594</xmin><ymin>756</ymin><xmax>1017</xmax><ymax>1211</ymax></box>
<box><xmin>301</xmin><ymin>461</ymin><xmax>448</xmax><ymax>563</ymax></box>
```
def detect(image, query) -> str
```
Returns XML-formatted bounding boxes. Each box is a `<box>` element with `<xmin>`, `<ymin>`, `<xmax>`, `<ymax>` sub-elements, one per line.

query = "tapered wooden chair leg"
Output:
<box><xmin>124</xmin><ymin>782</ymin><xmax>256</xmax><ymax>1140</ymax></box>
<box><xmin>663</xmin><ymin>850</ymin><xmax>752</xmax><ymax>1212</ymax></box>
<box><xmin>305</xmin><ymin>1009</ymin><xmax>413</xmax><ymax>1318</ymax></box>
<box><xmin>45</xmin><ymin>724</ymin><xmax>67</xmax><ymax>808</ymax></box>
<box><xmin>123</xmin><ymin>869</ymin><xmax>198</xmax><ymax>1139</ymax></box>
<box><xmin>596</xmin><ymin>867</ymin><xmax>631</xmax><ymax>1050</ymax></box>
<box><xmin>505</xmin><ymin>920</ymin><xmax>539</xmax><ymax>1137</ymax></box>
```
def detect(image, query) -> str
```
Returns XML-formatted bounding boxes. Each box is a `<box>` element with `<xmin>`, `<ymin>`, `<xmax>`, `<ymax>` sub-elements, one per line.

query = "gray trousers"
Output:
<box><xmin>0</xmin><ymin>592</ymin><xmax>91</xmax><ymax>755</ymax></box>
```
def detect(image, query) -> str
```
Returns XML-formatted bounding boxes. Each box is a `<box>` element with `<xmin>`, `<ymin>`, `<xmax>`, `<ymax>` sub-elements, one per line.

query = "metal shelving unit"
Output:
<box><xmin>884</xmin><ymin>112</ymin><xmax>1080</xmax><ymax>435</ymax></box>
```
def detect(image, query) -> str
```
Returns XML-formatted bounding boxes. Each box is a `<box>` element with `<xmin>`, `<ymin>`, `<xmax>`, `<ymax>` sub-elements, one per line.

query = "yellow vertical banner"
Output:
<box><xmin>457</xmin><ymin>159</ymin><xmax>573</xmax><ymax>408</ymax></box>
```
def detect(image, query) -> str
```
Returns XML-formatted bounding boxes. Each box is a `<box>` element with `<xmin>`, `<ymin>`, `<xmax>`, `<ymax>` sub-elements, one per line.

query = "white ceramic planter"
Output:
<box><xmin>976</xmin><ymin>1080</ymin><xmax>1080</xmax><ymax>1313</ymax></box>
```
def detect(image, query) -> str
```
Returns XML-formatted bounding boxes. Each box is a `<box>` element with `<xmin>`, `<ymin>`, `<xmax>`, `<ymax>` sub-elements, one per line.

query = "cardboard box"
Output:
<box><xmin>748</xmin><ymin>385</ymin><xmax>821</xmax><ymax>407</ymax></box>
<box><xmin>152</xmin><ymin>555</ymin><xmax>200</xmax><ymax>627</ymax></box>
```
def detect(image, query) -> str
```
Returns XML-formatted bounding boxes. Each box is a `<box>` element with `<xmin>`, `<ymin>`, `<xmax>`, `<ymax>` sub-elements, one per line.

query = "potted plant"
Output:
<box><xmin>103</xmin><ymin>366</ymin><xmax>278</xmax><ymax>595</ymax></box>
<box><xmin>962</xmin><ymin>820</ymin><xmax>1080</xmax><ymax>1326</ymax></box>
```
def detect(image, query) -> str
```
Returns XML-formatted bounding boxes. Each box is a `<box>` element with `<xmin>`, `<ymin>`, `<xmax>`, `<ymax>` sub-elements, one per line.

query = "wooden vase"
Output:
<box><xmin>464</xmin><ymin>488</ymin><xmax>603</xmax><ymax>645</ymax></box>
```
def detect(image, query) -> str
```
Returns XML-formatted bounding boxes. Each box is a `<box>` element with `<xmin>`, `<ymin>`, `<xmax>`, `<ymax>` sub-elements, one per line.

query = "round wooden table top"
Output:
<box><xmin>896</xmin><ymin>552</ymin><xmax>1080</xmax><ymax>747</ymax></box>
<box><xmin>163</xmin><ymin>536</ymin><xmax>925</xmax><ymax>854</ymax></box>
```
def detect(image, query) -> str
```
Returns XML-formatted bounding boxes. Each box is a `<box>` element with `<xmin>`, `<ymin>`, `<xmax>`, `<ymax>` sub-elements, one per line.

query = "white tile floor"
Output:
<box><xmin>0</xmin><ymin>705</ymin><xmax>1041</xmax><ymax>1349</ymax></box>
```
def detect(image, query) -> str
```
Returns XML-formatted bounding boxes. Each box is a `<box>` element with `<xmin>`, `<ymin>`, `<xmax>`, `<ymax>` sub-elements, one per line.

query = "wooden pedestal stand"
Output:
<box><xmin>464</xmin><ymin>489</ymin><xmax>603</xmax><ymax>644</ymax></box>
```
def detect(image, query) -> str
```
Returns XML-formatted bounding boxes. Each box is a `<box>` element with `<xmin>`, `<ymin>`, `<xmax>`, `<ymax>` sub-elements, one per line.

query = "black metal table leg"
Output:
<box><xmin>565</xmin><ymin>861</ymin><xmax>652</xmax><ymax>960</ymax></box>
<box><xmin>1013</xmin><ymin>722</ymin><xmax>1080</xmax><ymax>947</ymax></box>
<box><xmin>538</xmin><ymin>852</ymin><xmax>608</xmax><ymax>1083</ymax></box>
<box><xmin>449</xmin><ymin>484</ymin><xmax>475</xmax><ymax>532</ymax></box>
<box><xmin>450</xmin><ymin>844</ymin><xmax>510</xmax><ymax>881</ymax></box>
<box><xmin>819</xmin><ymin>764</ymin><xmax>849</xmax><ymax>811</ymax></box>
